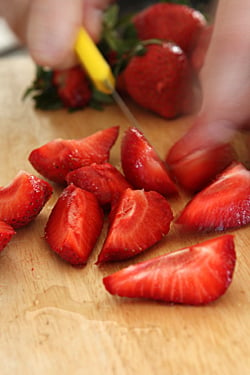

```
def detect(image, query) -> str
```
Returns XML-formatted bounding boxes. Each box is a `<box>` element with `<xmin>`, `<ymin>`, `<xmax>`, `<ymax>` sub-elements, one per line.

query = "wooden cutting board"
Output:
<box><xmin>0</xmin><ymin>55</ymin><xmax>249</xmax><ymax>375</ymax></box>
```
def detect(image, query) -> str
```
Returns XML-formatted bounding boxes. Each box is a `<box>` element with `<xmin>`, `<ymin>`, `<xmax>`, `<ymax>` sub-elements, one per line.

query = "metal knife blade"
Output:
<box><xmin>75</xmin><ymin>27</ymin><xmax>141</xmax><ymax>128</ymax></box>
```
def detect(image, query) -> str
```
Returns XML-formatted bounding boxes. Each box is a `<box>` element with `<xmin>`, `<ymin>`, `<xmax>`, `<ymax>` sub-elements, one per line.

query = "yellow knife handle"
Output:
<box><xmin>75</xmin><ymin>27</ymin><xmax>115</xmax><ymax>94</ymax></box>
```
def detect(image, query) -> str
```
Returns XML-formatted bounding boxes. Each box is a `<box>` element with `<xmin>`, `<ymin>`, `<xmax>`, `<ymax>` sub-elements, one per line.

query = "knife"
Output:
<box><xmin>75</xmin><ymin>27</ymin><xmax>140</xmax><ymax>128</ymax></box>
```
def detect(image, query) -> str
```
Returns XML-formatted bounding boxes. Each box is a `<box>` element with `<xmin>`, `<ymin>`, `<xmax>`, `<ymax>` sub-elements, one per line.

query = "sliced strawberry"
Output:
<box><xmin>103</xmin><ymin>235</ymin><xmax>236</xmax><ymax>305</ymax></box>
<box><xmin>176</xmin><ymin>163</ymin><xmax>250</xmax><ymax>231</ymax></box>
<box><xmin>96</xmin><ymin>188</ymin><xmax>173</xmax><ymax>264</ymax></box>
<box><xmin>166</xmin><ymin>143</ymin><xmax>236</xmax><ymax>193</ymax></box>
<box><xmin>66</xmin><ymin>163</ymin><xmax>132</xmax><ymax>207</ymax></box>
<box><xmin>0</xmin><ymin>171</ymin><xmax>52</xmax><ymax>229</ymax></box>
<box><xmin>121</xmin><ymin>127</ymin><xmax>178</xmax><ymax>197</ymax></box>
<box><xmin>52</xmin><ymin>66</ymin><xmax>91</xmax><ymax>109</ymax></box>
<box><xmin>29</xmin><ymin>126</ymin><xmax>119</xmax><ymax>184</ymax></box>
<box><xmin>45</xmin><ymin>184</ymin><xmax>103</xmax><ymax>265</ymax></box>
<box><xmin>0</xmin><ymin>221</ymin><xmax>15</xmax><ymax>251</ymax></box>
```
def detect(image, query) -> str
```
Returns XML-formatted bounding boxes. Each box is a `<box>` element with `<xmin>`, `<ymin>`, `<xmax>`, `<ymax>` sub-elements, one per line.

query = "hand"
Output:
<box><xmin>168</xmin><ymin>0</ymin><xmax>250</xmax><ymax>163</ymax></box>
<box><xmin>0</xmin><ymin>0</ymin><xmax>113</xmax><ymax>69</ymax></box>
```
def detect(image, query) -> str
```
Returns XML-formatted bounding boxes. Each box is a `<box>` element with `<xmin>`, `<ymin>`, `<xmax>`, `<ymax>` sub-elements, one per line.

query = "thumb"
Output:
<box><xmin>168</xmin><ymin>0</ymin><xmax>250</xmax><ymax>163</ymax></box>
<box><xmin>27</xmin><ymin>0</ymin><xmax>83</xmax><ymax>68</ymax></box>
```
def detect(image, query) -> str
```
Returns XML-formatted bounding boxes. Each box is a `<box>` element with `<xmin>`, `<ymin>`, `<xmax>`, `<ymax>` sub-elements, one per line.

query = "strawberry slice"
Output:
<box><xmin>166</xmin><ymin>142</ymin><xmax>236</xmax><ymax>192</ymax></box>
<box><xmin>0</xmin><ymin>221</ymin><xmax>15</xmax><ymax>251</ymax></box>
<box><xmin>96</xmin><ymin>188</ymin><xmax>173</xmax><ymax>264</ymax></box>
<box><xmin>29</xmin><ymin>126</ymin><xmax>119</xmax><ymax>184</ymax></box>
<box><xmin>176</xmin><ymin>163</ymin><xmax>250</xmax><ymax>231</ymax></box>
<box><xmin>66</xmin><ymin>163</ymin><xmax>132</xmax><ymax>207</ymax></box>
<box><xmin>121</xmin><ymin>127</ymin><xmax>178</xmax><ymax>197</ymax></box>
<box><xmin>0</xmin><ymin>171</ymin><xmax>53</xmax><ymax>229</ymax></box>
<box><xmin>103</xmin><ymin>235</ymin><xmax>236</xmax><ymax>305</ymax></box>
<box><xmin>45</xmin><ymin>184</ymin><xmax>103</xmax><ymax>265</ymax></box>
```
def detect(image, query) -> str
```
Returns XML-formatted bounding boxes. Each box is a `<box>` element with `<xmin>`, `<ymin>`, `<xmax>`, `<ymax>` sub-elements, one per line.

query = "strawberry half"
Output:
<box><xmin>103</xmin><ymin>235</ymin><xmax>236</xmax><ymax>305</ymax></box>
<box><xmin>121</xmin><ymin>127</ymin><xmax>178</xmax><ymax>197</ymax></box>
<box><xmin>96</xmin><ymin>188</ymin><xmax>173</xmax><ymax>264</ymax></box>
<box><xmin>66</xmin><ymin>163</ymin><xmax>132</xmax><ymax>208</ymax></box>
<box><xmin>176</xmin><ymin>163</ymin><xmax>250</xmax><ymax>231</ymax></box>
<box><xmin>166</xmin><ymin>142</ymin><xmax>236</xmax><ymax>193</ymax></box>
<box><xmin>29</xmin><ymin>126</ymin><xmax>119</xmax><ymax>184</ymax></box>
<box><xmin>52</xmin><ymin>66</ymin><xmax>91</xmax><ymax>109</ymax></box>
<box><xmin>45</xmin><ymin>184</ymin><xmax>104</xmax><ymax>265</ymax></box>
<box><xmin>133</xmin><ymin>3</ymin><xmax>207</xmax><ymax>55</ymax></box>
<box><xmin>0</xmin><ymin>171</ymin><xmax>53</xmax><ymax>229</ymax></box>
<box><xmin>0</xmin><ymin>221</ymin><xmax>15</xmax><ymax>252</ymax></box>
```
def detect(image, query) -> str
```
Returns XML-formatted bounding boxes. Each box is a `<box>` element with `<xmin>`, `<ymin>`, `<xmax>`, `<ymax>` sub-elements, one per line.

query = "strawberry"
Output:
<box><xmin>121</xmin><ymin>127</ymin><xmax>178</xmax><ymax>197</ymax></box>
<box><xmin>103</xmin><ymin>235</ymin><xmax>236</xmax><ymax>305</ymax></box>
<box><xmin>0</xmin><ymin>221</ymin><xmax>15</xmax><ymax>252</ymax></box>
<box><xmin>52</xmin><ymin>66</ymin><xmax>91</xmax><ymax>109</ymax></box>
<box><xmin>191</xmin><ymin>25</ymin><xmax>213</xmax><ymax>72</ymax></box>
<box><xmin>133</xmin><ymin>3</ymin><xmax>207</xmax><ymax>55</ymax></box>
<box><xmin>0</xmin><ymin>171</ymin><xmax>52</xmax><ymax>229</ymax></box>
<box><xmin>45</xmin><ymin>184</ymin><xmax>103</xmax><ymax>265</ymax></box>
<box><xmin>29</xmin><ymin>126</ymin><xmax>119</xmax><ymax>184</ymax></box>
<box><xmin>66</xmin><ymin>163</ymin><xmax>132</xmax><ymax>208</ymax></box>
<box><xmin>123</xmin><ymin>42</ymin><xmax>194</xmax><ymax>118</ymax></box>
<box><xmin>166</xmin><ymin>142</ymin><xmax>236</xmax><ymax>193</ymax></box>
<box><xmin>96</xmin><ymin>188</ymin><xmax>173</xmax><ymax>264</ymax></box>
<box><xmin>176</xmin><ymin>163</ymin><xmax>250</xmax><ymax>232</ymax></box>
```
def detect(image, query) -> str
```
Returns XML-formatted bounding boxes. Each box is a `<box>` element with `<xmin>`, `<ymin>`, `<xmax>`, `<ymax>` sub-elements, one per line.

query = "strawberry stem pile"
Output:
<box><xmin>0</xmin><ymin>124</ymin><xmax>249</xmax><ymax>306</ymax></box>
<box><xmin>24</xmin><ymin>1</ymin><xmax>213</xmax><ymax>119</ymax></box>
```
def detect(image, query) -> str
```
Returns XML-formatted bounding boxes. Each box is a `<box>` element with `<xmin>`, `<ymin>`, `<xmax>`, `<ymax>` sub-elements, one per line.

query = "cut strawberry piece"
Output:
<box><xmin>133</xmin><ymin>3</ymin><xmax>207</xmax><ymax>55</ymax></box>
<box><xmin>45</xmin><ymin>184</ymin><xmax>103</xmax><ymax>265</ymax></box>
<box><xmin>66</xmin><ymin>163</ymin><xmax>132</xmax><ymax>207</ymax></box>
<box><xmin>0</xmin><ymin>171</ymin><xmax>53</xmax><ymax>229</ymax></box>
<box><xmin>0</xmin><ymin>221</ymin><xmax>15</xmax><ymax>252</ymax></box>
<box><xmin>103</xmin><ymin>235</ymin><xmax>236</xmax><ymax>305</ymax></box>
<box><xmin>29</xmin><ymin>126</ymin><xmax>119</xmax><ymax>184</ymax></box>
<box><xmin>52</xmin><ymin>66</ymin><xmax>91</xmax><ymax>109</ymax></box>
<box><xmin>166</xmin><ymin>143</ymin><xmax>236</xmax><ymax>193</ymax></box>
<box><xmin>121</xmin><ymin>127</ymin><xmax>178</xmax><ymax>197</ymax></box>
<box><xmin>96</xmin><ymin>188</ymin><xmax>173</xmax><ymax>264</ymax></box>
<box><xmin>176</xmin><ymin>163</ymin><xmax>250</xmax><ymax>231</ymax></box>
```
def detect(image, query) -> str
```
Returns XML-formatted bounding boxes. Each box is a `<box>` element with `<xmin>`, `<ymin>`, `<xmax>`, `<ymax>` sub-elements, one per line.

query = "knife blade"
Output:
<box><xmin>75</xmin><ymin>27</ymin><xmax>140</xmax><ymax>128</ymax></box>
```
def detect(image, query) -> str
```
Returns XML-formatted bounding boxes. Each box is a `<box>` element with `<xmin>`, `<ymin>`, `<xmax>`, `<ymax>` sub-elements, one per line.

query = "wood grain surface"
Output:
<box><xmin>0</xmin><ymin>56</ymin><xmax>249</xmax><ymax>375</ymax></box>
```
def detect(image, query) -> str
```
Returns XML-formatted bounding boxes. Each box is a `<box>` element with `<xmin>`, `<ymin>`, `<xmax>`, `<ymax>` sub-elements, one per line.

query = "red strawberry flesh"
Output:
<box><xmin>0</xmin><ymin>170</ymin><xmax>53</xmax><ymax>229</ymax></box>
<box><xmin>29</xmin><ymin>126</ymin><xmax>119</xmax><ymax>183</ymax></box>
<box><xmin>121</xmin><ymin>127</ymin><xmax>178</xmax><ymax>197</ymax></box>
<box><xmin>97</xmin><ymin>188</ymin><xmax>173</xmax><ymax>263</ymax></box>
<box><xmin>45</xmin><ymin>184</ymin><xmax>103</xmax><ymax>265</ymax></box>
<box><xmin>103</xmin><ymin>235</ymin><xmax>236</xmax><ymax>305</ymax></box>
<box><xmin>166</xmin><ymin>143</ymin><xmax>236</xmax><ymax>192</ymax></box>
<box><xmin>176</xmin><ymin>163</ymin><xmax>250</xmax><ymax>231</ymax></box>
<box><xmin>66</xmin><ymin>162</ymin><xmax>132</xmax><ymax>207</ymax></box>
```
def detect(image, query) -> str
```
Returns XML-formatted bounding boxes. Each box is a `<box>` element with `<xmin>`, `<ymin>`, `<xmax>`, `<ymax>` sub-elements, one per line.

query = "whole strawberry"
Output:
<box><xmin>52</xmin><ymin>66</ymin><xmax>91</xmax><ymax>109</ymax></box>
<box><xmin>133</xmin><ymin>3</ymin><xmax>207</xmax><ymax>55</ymax></box>
<box><xmin>123</xmin><ymin>42</ymin><xmax>194</xmax><ymax>118</ymax></box>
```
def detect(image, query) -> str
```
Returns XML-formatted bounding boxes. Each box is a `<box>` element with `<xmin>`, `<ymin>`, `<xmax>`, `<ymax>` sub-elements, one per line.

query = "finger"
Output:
<box><xmin>27</xmin><ymin>0</ymin><xmax>83</xmax><ymax>68</ymax></box>
<box><xmin>83</xmin><ymin>0</ymin><xmax>115</xmax><ymax>42</ymax></box>
<box><xmin>199</xmin><ymin>0</ymin><xmax>250</xmax><ymax>130</ymax></box>
<box><xmin>168</xmin><ymin>0</ymin><xmax>250</xmax><ymax>163</ymax></box>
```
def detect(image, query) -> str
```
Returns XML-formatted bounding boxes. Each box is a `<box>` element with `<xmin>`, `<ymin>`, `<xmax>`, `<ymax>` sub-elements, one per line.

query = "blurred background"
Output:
<box><xmin>0</xmin><ymin>0</ymin><xmax>212</xmax><ymax>58</ymax></box>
